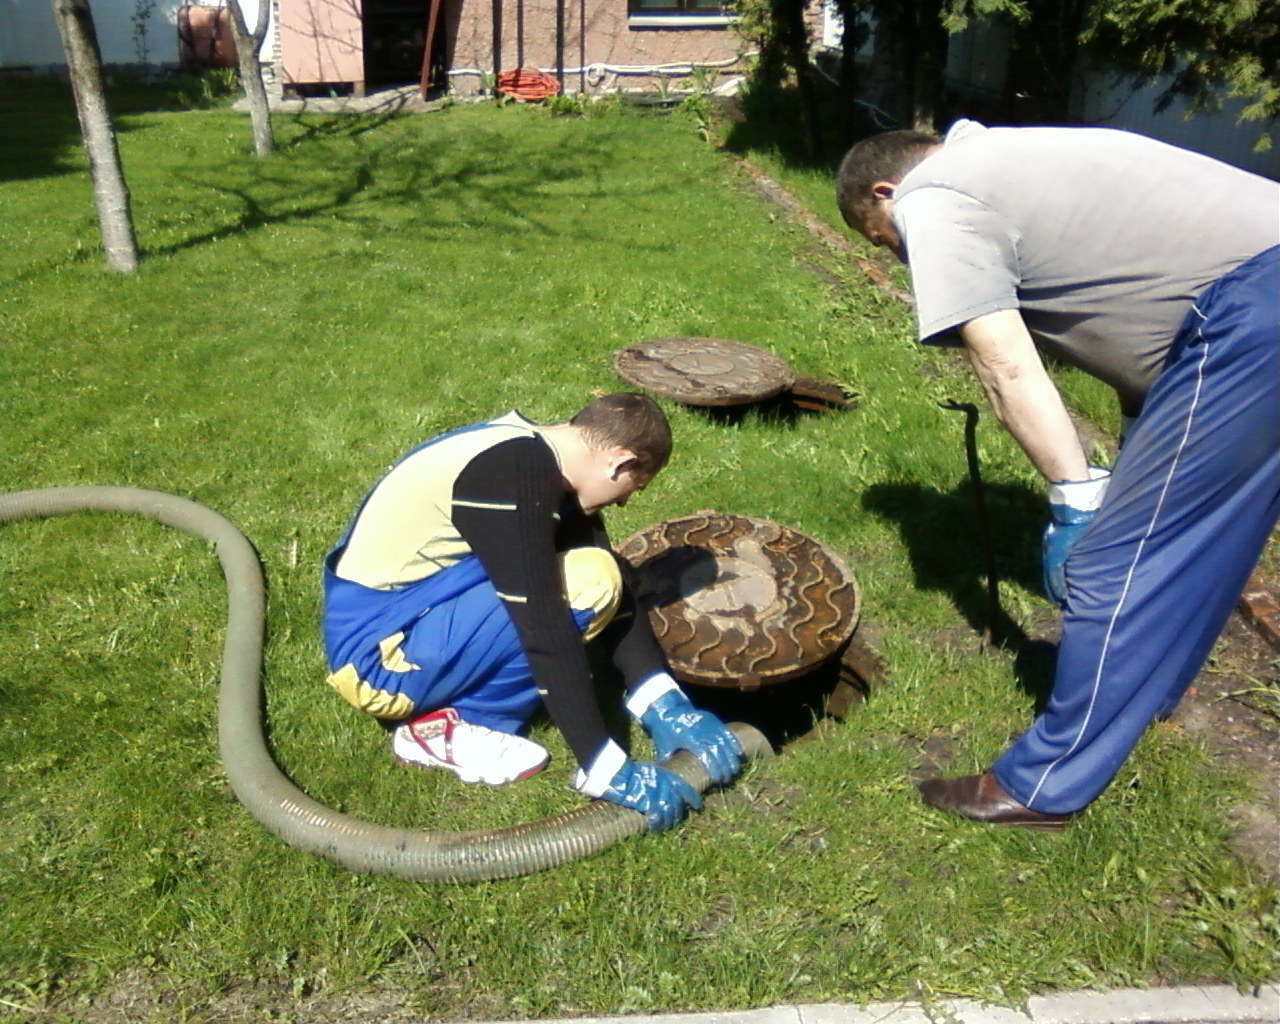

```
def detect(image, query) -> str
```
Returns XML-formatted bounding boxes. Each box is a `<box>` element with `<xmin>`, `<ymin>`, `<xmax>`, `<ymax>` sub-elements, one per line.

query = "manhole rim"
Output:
<box><xmin>617</xmin><ymin>511</ymin><xmax>861</xmax><ymax>689</ymax></box>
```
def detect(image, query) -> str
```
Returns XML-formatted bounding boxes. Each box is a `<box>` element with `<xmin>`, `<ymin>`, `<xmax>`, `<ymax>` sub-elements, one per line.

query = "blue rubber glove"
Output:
<box><xmin>572</xmin><ymin>739</ymin><xmax>702</xmax><ymax>832</ymax></box>
<box><xmin>626</xmin><ymin>674</ymin><xmax>743</xmax><ymax>787</ymax></box>
<box><xmin>1042</xmin><ymin>467</ymin><xmax>1111</xmax><ymax>608</ymax></box>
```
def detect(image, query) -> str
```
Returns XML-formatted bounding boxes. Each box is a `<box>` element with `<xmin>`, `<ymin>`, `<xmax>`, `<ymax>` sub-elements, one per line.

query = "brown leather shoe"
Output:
<box><xmin>917</xmin><ymin>772</ymin><xmax>1071</xmax><ymax>831</ymax></box>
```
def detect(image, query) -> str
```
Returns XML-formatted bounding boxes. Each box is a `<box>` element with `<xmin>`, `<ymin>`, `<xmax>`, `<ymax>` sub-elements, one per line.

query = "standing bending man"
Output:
<box><xmin>322</xmin><ymin>393</ymin><xmax>742</xmax><ymax>830</ymax></box>
<box><xmin>837</xmin><ymin>121</ymin><xmax>1279</xmax><ymax>829</ymax></box>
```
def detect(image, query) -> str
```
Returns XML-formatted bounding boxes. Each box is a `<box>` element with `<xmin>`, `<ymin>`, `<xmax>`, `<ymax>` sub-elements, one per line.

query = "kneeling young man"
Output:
<box><xmin>322</xmin><ymin>392</ymin><xmax>742</xmax><ymax>830</ymax></box>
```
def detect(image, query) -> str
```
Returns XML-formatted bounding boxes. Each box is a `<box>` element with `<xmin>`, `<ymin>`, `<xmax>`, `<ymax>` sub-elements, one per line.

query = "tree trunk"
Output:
<box><xmin>50</xmin><ymin>0</ymin><xmax>138</xmax><ymax>273</ymax></box>
<box><xmin>1002</xmin><ymin>0</ymin><xmax>1087</xmax><ymax>123</ymax></box>
<box><xmin>225</xmin><ymin>0</ymin><xmax>274</xmax><ymax>156</ymax></box>
<box><xmin>909</xmin><ymin>0</ymin><xmax>947</xmax><ymax>131</ymax></box>
<box><xmin>868</xmin><ymin>0</ymin><xmax>949</xmax><ymax>131</ymax></box>
<box><xmin>772</xmin><ymin>0</ymin><xmax>824</xmax><ymax>162</ymax></box>
<box><xmin>869</xmin><ymin>0</ymin><xmax>911</xmax><ymax>128</ymax></box>
<box><xmin>833</xmin><ymin>1</ymin><xmax>871</xmax><ymax>145</ymax></box>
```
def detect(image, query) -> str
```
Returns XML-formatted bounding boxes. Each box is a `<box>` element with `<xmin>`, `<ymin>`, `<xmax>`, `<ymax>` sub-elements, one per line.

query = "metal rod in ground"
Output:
<box><xmin>941</xmin><ymin>401</ymin><xmax>1001</xmax><ymax>647</ymax></box>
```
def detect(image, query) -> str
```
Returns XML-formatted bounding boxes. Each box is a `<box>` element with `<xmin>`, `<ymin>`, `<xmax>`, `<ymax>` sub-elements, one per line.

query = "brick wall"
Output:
<box><xmin>443</xmin><ymin>0</ymin><xmax>748</xmax><ymax>95</ymax></box>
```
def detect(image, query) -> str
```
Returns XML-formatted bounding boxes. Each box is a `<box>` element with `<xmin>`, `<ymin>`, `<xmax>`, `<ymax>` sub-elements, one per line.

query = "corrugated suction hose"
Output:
<box><xmin>0</xmin><ymin>486</ymin><xmax>772</xmax><ymax>882</ymax></box>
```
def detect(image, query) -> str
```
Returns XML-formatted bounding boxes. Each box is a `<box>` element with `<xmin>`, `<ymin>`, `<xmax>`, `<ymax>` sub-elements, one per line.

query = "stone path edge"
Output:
<box><xmin>466</xmin><ymin>985</ymin><xmax>1278</xmax><ymax>1024</ymax></box>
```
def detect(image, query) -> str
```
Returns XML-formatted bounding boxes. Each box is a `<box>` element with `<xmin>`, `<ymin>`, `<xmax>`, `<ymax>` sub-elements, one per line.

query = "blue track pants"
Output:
<box><xmin>993</xmin><ymin>246</ymin><xmax>1280</xmax><ymax>815</ymax></box>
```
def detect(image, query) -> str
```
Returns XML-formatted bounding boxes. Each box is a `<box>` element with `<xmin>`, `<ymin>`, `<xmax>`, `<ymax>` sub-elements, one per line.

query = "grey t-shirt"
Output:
<box><xmin>894</xmin><ymin>120</ymin><xmax>1279</xmax><ymax>409</ymax></box>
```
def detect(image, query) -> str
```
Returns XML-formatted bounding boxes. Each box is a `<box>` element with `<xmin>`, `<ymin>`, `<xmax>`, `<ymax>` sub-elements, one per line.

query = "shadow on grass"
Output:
<box><xmin>143</xmin><ymin>159</ymin><xmax>379</xmax><ymax>258</ymax></box>
<box><xmin>862</xmin><ymin>479</ymin><xmax>1058</xmax><ymax>707</ymax></box>
<box><xmin>0</xmin><ymin>72</ymin><xmax>239</xmax><ymax>184</ymax></box>
<box><xmin>139</xmin><ymin>112</ymin><xmax>682</xmax><ymax>261</ymax></box>
<box><xmin>0</xmin><ymin>76</ymin><xmax>90</xmax><ymax>183</ymax></box>
<box><xmin>278</xmin><ymin>105</ymin><xmax>412</xmax><ymax>149</ymax></box>
<box><xmin>715</xmin><ymin>80</ymin><xmax>883</xmax><ymax>177</ymax></box>
<box><xmin>3</xmin><ymin>78</ymin><xmax>725</xmax><ymax>267</ymax></box>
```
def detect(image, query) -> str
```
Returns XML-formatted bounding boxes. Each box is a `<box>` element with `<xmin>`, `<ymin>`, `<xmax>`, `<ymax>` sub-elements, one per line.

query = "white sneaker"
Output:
<box><xmin>391</xmin><ymin>708</ymin><xmax>549</xmax><ymax>785</ymax></box>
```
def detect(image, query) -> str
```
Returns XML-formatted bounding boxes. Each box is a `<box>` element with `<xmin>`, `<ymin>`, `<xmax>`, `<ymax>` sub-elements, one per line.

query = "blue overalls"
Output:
<box><xmin>321</xmin><ymin>424</ymin><xmax>603</xmax><ymax>734</ymax></box>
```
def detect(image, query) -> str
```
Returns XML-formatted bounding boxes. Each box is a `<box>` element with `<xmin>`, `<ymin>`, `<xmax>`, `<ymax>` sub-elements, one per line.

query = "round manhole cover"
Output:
<box><xmin>613</xmin><ymin>338</ymin><xmax>794</xmax><ymax>407</ymax></box>
<box><xmin>617</xmin><ymin>512</ymin><xmax>860</xmax><ymax>689</ymax></box>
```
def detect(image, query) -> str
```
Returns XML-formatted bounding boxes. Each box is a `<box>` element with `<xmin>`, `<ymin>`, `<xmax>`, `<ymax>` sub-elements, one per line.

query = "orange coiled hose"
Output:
<box><xmin>497</xmin><ymin>67</ymin><xmax>561</xmax><ymax>101</ymax></box>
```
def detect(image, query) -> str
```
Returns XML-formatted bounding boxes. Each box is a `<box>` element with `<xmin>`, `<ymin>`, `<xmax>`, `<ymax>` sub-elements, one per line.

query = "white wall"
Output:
<box><xmin>1077</xmin><ymin>73</ymin><xmax>1279</xmax><ymax>180</ymax></box>
<box><xmin>819</xmin><ymin>1</ymin><xmax>873</xmax><ymax>57</ymax></box>
<box><xmin>0</xmin><ymin>0</ymin><xmax>272</xmax><ymax>69</ymax></box>
<box><xmin>0</xmin><ymin>0</ymin><xmax>68</xmax><ymax>64</ymax></box>
<box><xmin>945</xmin><ymin>18</ymin><xmax>1010</xmax><ymax>101</ymax></box>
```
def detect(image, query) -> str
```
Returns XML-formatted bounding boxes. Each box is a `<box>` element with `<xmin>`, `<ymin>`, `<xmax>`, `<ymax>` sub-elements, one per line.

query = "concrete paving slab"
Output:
<box><xmin>799</xmin><ymin>984</ymin><xmax>1279</xmax><ymax>1024</ymax></box>
<box><xmin>472</xmin><ymin>986</ymin><xmax>1278</xmax><ymax>1024</ymax></box>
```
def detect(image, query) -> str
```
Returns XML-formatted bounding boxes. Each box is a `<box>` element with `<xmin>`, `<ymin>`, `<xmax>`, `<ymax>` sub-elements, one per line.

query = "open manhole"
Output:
<box><xmin>616</xmin><ymin>512</ymin><xmax>860</xmax><ymax>690</ymax></box>
<box><xmin>614</xmin><ymin>337</ymin><xmax>855</xmax><ymax>412</ymax></box>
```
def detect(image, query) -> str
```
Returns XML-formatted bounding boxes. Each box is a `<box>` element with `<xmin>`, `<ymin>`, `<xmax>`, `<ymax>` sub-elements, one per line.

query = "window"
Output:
<box><xmin>628</xmin><ymin>0</ymin><xmax>737</xmax><ymax>28</ymax></box>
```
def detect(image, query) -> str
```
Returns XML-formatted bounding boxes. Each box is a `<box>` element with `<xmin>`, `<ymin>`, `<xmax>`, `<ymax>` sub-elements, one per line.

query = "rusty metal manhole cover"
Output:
<box><xmin>617</xmin><ymin>512</ymin><xmax>860</xmax><ymax>689</ymax></box>
<box><xmin>613</xmin><ymin>338</ymin><xmax>795</xmax><ymax>407</ymax></box>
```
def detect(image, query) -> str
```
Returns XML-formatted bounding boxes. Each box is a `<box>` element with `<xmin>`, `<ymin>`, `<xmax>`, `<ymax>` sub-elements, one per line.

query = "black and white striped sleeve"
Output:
<box><xmin>451</xmin><ymin>437</ymin><xmax>614</xmax><ymax>766</ymax></box>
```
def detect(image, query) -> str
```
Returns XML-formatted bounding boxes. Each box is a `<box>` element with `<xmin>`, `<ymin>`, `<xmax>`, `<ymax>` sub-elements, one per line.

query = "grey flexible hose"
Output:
<box><xmin>0</xmin><ymin>485</ymin><xmax>772</xmax><ymax>883</ymax></box>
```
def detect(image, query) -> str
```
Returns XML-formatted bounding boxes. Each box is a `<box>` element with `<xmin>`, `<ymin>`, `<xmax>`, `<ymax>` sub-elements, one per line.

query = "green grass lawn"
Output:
<box><xmin>0</xmin><ymin>80</ymin><xmax>1275</xmax><ymax>1021</ymax></box>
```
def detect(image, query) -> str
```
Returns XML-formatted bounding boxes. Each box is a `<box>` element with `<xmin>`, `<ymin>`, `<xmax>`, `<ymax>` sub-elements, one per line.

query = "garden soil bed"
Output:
<box><xmin>1169</xmin><ymin>600</ymin><xmax>1279</xmax><ymax>879</ymax></box>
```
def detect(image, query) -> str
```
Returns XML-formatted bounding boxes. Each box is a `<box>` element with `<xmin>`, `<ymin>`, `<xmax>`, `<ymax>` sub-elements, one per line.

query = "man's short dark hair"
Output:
<box><xmin>571</xmin><ymin>392</ymin><xmax>672</xmax><ymax>478</ymax></box>
<box><xmin>836</xmin><ymin>130</ymin><xmax>939</xmax><ymax>224</ymax></box>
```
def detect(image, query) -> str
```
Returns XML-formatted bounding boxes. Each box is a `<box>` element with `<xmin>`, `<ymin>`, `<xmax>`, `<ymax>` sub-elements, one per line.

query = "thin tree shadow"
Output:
<box><xmin>141</xmin><ymin>125</ymin><xmax>681</xmax><ymax>260</ymax></box>
<box><xmin>279</xmin><ymin>104</ymin><xmax>413</xmax><ymax>148</ymax></box>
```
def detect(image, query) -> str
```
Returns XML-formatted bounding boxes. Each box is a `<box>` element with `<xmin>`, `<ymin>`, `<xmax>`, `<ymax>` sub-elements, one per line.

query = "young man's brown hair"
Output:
<box><xmin>570</xmin><ymin>392</ymin><xmax>672</xmax><ymax>478</ymax></box>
